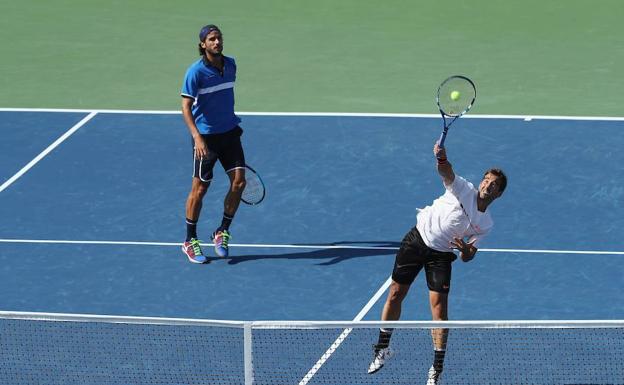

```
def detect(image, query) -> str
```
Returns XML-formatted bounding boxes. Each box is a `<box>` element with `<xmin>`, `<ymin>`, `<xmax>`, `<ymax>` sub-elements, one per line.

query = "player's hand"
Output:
<box><xmin>194</xmin><ymin>137</ymin><xmax>208</xmax><ymax>159</ymax></box>
<box><xmin>451</xmin><ymin>237</ymin><xmax>476</xmax><ymax>262</ymax></box>
<box><xmin>434</xmin><ymin>142</ymin><xmax>447</xmax><ymax>160</ymax></box>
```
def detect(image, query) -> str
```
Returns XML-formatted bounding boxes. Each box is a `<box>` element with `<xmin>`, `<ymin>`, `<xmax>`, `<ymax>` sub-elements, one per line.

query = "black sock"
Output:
<box><xmin>220</xmin><ymin>212</ymin><xmax>234</xmax><ymax>231</ymax></box>
<box><xmin>433</xmin><ymin>349</ymin><xmax>446</xmax><ymax>372</ymax></box>
<box><xmin>186</xmin><ymin>218</ymin><xmax>197</xmax><ymax>242</ymax></box>
<box><xmin>375</xmin><ymin>328</ymin><xmax>394</xmax><ymax>350</ymax></box>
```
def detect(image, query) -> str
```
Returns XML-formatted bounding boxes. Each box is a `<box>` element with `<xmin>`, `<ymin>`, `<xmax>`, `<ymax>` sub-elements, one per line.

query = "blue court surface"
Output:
<box><xmin>1</xmin><ymin>110</ymin><xmax>623</xmax><ymax>322</ymax></box>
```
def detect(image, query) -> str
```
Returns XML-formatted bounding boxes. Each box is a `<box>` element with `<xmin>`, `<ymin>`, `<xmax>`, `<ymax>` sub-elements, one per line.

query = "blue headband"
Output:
<box><xmin>199</xmin><ymin>25</ymin><xmax>221</xmax><ymax>41</ymax></box>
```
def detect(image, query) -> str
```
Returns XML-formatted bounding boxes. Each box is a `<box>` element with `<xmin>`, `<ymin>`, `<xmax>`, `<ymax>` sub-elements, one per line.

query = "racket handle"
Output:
<box><xmin>438</xmin><ymin>130</ymin><xmax>448</xmax><ymax>148</ymax></box>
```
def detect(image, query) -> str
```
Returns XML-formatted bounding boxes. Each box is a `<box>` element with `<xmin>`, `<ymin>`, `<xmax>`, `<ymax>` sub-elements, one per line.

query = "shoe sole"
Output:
<box><xmin>367</xmin><ymin>364</ymin><xmax>383</xmax><ymax>375</ymax></box>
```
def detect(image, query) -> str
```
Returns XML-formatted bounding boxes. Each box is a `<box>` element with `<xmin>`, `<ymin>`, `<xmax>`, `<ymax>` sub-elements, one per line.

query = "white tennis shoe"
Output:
<box><xmin>426</xmin><ymin>365</ymin><xmax>442</xmax><ymax>385</ymax></box>
<box><xmin>367</xmin><ymin>347</ymin><xmax>393</xmax><ymax>374</ymax></box>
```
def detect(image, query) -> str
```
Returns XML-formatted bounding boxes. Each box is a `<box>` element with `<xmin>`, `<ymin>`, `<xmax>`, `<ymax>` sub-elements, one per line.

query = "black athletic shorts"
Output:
<box><xmin>391</xmin><ymin>226</ymin><xmax>457</xmax><ymax>293</ymax></box>
<box><xmin>193</xmin><ymin>126</ymin><xmax>245</xmax><ymax>182</ymax></box>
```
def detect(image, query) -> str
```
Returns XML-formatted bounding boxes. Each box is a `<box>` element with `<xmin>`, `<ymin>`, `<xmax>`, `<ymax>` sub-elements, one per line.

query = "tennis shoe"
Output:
<box><xmin>182</xmin><ymin>238</ymin><xmax>208</xmax><ymax>264</ymax></box>
<box><xmin>426</xmin><ymin>365</ymin><xmax>442</xmax><ymax>385</ymax></box>
<box><xmin>212</xmin><ymin>229</ymin><xmax>231</xmax><ymax>258</ymax></box>
<box><xmin>367</xmin><ymin>346</ymin><xmax>393</xmax><ymax>374</ymax></box>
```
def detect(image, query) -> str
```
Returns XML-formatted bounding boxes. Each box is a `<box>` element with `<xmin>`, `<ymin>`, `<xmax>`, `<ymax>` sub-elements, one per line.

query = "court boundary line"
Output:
<box><xmin>297</xmin><ymin>276</ymin><xmax>392</xmax><ymax>385</ymax></box>
<box><xmin>1</xmin><ymin>107</ymin><xmax>623</xmax><ymax>121</ymax></box>
<box><xmin>0</xmin><ymin>238</ymin><xmax>623</xmax><ymax>255</ymax></box>
<box><xmin>0</xmin><ymin>112</ymin><xmax>97</xmax><ymax>194</ymax></box>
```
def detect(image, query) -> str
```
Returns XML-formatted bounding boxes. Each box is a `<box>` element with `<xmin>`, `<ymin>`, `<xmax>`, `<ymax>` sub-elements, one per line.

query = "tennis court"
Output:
<box><xmin>1</xmin><ymin>110</ymin><xmax>623</xmax><ymax>384</ymax></box>
<box><xmin>1</xmin><ymin>110</ymin><xmax>624</xmax><ymax>322</ymax></box>
<box><xmin>1</xmin><ymin>0</ymin><xmax>623</xmax><ymax>383</ymax></box>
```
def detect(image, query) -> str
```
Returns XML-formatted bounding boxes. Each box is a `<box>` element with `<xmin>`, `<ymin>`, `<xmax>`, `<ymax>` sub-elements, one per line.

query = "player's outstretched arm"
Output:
<box><xmin>434</xmin><ymin>142</ymin><xmax>455</xmax><ymax>185</ymax></box>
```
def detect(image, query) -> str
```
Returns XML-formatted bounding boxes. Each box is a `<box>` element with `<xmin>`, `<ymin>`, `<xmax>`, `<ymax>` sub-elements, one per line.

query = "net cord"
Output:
<box><xmin>1</xmin><ymin>311</ymin><xmax>623</xmax><ymax>329</ymax></box>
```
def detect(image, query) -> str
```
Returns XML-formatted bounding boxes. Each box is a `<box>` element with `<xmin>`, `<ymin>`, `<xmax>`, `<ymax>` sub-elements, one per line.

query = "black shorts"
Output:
<box><xmin>193</xmin><ymin>126</ymin><xmax>245</xmax><ymax>182</ymax></box>
<box><xmin>391</xmin><ymin>226</ymin><xmax>457</xmax><ymax>293</ymax></box>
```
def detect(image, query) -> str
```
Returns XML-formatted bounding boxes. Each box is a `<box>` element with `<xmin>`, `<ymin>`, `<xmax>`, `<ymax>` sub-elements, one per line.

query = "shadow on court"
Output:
<box><xmin>217</xmin><ymin>241</ymin><xmax>400</xmax><ymax>265</ymax></box>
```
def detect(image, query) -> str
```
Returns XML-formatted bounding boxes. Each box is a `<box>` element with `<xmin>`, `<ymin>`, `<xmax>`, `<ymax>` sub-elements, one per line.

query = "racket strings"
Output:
<box><xmin>242</xmin><ymin>174</ymin><xmax>264</xmax><ymax>204</ymax></box>
<box><xmin>437</xmin><ymin>77</ymin><xmax>476</xmax><ymax>117</ymax></box>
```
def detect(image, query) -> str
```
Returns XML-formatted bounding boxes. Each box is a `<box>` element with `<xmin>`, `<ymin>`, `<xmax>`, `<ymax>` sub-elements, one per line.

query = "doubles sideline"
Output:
<box><xmin>0</xmin><ymin>238</ymin><xmax>622</xmax><ymax>255</ymax></box>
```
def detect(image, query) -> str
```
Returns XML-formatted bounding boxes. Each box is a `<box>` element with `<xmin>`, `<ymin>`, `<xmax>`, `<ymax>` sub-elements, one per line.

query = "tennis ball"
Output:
<box><xmin>450</xmin><ymin>91</ymin><xmax>460</xmax><ymax>101</ymax></box>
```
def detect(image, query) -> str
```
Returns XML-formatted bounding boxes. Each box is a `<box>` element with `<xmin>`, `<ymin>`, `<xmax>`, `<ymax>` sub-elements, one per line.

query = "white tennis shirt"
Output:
<box><xmin>416</xmin><ymin>175</ymin><xmax>493</xmax><ymax>253</ymax></box>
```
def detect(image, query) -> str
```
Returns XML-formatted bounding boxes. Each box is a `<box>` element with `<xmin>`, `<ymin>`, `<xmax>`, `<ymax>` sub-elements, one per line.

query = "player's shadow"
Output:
<box><xmin>214</xmin><ymin>241</ymin><xmax>400</xmax><ymax>265</ymax></box>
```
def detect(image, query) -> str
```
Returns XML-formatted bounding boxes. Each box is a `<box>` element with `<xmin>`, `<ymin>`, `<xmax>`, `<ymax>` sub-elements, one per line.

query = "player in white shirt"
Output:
<box><xmin>368</xmin><ymin>141</ymin><xmax>507</xmax><ymax>384</ymax></box>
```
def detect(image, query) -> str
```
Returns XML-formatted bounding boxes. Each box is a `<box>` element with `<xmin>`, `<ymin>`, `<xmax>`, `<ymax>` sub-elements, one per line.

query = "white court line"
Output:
<box><xmin>297</xmin><ymin>276</ymin><xmax>393</xmax><ymax>385</ymax></box>
<box><xmin>0</xmin><ymin>238</ymin><xmax>623</xmax><ymax>255</ymax></box>
<box><xmin>0</xmin><ymin>107</ymin><xmax>623</xmax><ymax>121</ymax></box>
<box><xmin>0</xmin><ymin>112</ymin><xmax>98</xmax><ymax>194</ymax></box>
<box><xmin>1</xmin><ymin>238</ymin><xmax>622</xmax><ymax>380</ymax></box>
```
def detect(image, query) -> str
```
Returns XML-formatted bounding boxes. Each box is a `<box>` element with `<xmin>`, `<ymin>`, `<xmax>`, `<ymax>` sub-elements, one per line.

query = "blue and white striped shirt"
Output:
<box><xmin>181</xmin><ymin>56</ymin><xmax>241</xmax><ymax>134</ymax></box>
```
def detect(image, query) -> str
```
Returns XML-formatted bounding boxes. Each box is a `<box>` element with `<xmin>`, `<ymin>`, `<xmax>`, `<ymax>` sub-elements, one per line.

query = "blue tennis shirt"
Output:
<box><xmin>181</xmin><ymin>56</ymin><xmax>241</xmax><ymax>134</ymax></box>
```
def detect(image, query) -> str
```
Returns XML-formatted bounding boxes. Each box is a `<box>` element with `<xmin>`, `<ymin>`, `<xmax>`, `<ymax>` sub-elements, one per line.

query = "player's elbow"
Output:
<box><xmin>181</xmin><ymin>97</ymin><xmax>194</xmax><ymax>111</ymax></box>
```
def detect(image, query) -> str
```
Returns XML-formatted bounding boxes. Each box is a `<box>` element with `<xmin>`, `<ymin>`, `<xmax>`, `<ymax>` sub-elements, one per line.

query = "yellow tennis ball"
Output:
<box><xmin>450</xmin><ymin>91</ymin><xmax>460</xmax><ymax>101</ymax></box>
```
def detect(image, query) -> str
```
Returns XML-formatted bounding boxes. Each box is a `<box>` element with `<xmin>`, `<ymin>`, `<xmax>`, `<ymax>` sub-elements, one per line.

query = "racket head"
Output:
<box><xmin>241</xmin><ymin>165</ymin><xmax>265</xmax><ymax>205</ymax></box>
<box><xmin>436</xmin><ymin>75</ymin><xmax>476</xmax><ymax>117</ymax></box>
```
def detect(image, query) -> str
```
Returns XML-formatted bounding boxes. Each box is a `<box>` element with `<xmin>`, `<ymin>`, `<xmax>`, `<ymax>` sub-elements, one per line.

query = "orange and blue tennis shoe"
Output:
<box><xmin>212</xmin><ymin>229</ymin><xmax>231</xmax><ymax>258</ymax></box>
<box><xmin>181</xmin><ymin>238</ymin><xmax>208</xmax><ymax>264</ymax></box>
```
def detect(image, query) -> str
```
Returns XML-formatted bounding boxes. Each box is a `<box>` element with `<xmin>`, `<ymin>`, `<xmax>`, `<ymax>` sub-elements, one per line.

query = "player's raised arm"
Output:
<box><xmin>434</xmin><ymin>142</ymin><xmax>455</xmax><ymax>186</ymax></box>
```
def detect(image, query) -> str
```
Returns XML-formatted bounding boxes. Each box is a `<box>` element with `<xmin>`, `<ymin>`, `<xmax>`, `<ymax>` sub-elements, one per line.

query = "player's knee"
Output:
<box><xmin>192</xmin><ymin>182</ymin><xmax>209</xmax><ymax>197</ymax></box>
<box><xmin>231</xmin><ymin>178</ymin><xmax>246</xmax><ymax>192</ymax></box>
<box><xmin>387</xmin><ymin>283</ymin><xmax>408</xmax><ymax>304</ymax></box>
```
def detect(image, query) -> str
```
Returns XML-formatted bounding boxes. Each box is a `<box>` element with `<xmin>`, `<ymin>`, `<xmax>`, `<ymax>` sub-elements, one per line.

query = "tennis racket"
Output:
<box><xmin>241</xmin><ymin>164</ymin><xmax>265</xmax><ymax>205</ymax></box>
<box><xmin>436</xmin><ymin>75</ymin><xmax>476</xmax><ymax>148</ymax></box>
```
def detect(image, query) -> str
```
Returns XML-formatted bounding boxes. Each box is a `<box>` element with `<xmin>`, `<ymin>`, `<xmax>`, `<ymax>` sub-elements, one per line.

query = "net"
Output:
<box><xmin>254</xmin><ymin>322</ymin><xmax>624</xmax><ymax>385</ymax></box>
<box><xmin>0</xmin><ymin>312</ymin><xmax>245</xmax><ymax>385</ymax></box>
<box><xmin>1</xmin><ymin>312</ymin><xmax>623</xmax><ymax>385</ymax></box>
<box><xmin>437</xmin><ymin>76</ymin><xmax>476</xmax><ymax>117</ymax></box>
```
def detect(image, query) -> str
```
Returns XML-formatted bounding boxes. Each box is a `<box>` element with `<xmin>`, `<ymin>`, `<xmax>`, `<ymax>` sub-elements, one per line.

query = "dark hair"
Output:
<box><xmin>484</xmin><ymin>168</ymin><xmax>507</xmax><ymax>193</ymax></box>
<box><xmin>199</xmin><ymin>24</ymin><xmax>220</xmax><ymax>41</ymax></box>
<box><xmin>197</xmin><ymin>25</ymin><xmax>222</xmax><ymax>56</ymax></box>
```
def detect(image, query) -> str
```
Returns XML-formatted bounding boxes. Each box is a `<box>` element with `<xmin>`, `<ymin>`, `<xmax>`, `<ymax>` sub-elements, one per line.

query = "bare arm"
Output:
<box><xmin>181</xmin><ymin>97</ymin><xmax>208</xmax><ymax>159</ymax></box>
<box><xmin>433</xmin><ymin>142</ymin><xmax>455</xmax><ymax>186</ymax></box>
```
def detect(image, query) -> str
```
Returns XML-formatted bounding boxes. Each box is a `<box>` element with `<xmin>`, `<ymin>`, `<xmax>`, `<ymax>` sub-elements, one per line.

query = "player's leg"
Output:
<box><xmin>381</xmin><ymin>280</ymin><xmax>410</xmax><ymax>321</ymax></box>
<box><xmin>182</xmin><ymin>178</ymin><xmax>211</xmax><ymax>264</ymax></box>
<box><xmin>212</xmin><ymin>126</ymin><xmax>245</xmax><ymax>257</ymax></box>
<box><xmin>377</xmin><ymin>280</ymin><xmax>410</xmax><ymax>345</ymax></box>
<box><xmin>186</xmin><ymin>177</ymin><xmax>210</xmax><ymax>226</ymax></box>
<box><xmin>182</xmin><ymin>137</ymin><xmax>218</xmax><ymax>264</ymax></box>
<box><xmin>369</xmin><ymin>226</ymin><xmax>424</xmax><ymax>374</ymax></box>
<box><xmin>222</xmin><ymin>166</ymin><xmax>246</xmax><ymax>227</ymax></box>
<box><xmin>427</xmin><ymin>291</ymin><xmax>448</xmax><ymax>385</ymax></box>
<box><xmin>429</xmin><ymin>290</ymin><xmax>449</xmax><ymax>351</ymax></box>
<box><xmin>368</xmin><ymin>279</ymin><xmax>410</xmax><ymax>375</ymax></box>
<box><xmin>425</xmin><ymin>256</ymin><xmax>454</xmax><ymax>384</ymax></box>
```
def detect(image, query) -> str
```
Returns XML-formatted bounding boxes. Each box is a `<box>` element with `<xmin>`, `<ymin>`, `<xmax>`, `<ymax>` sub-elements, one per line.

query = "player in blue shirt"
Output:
<box><xmin>181</xmin><ymin>24</ymin><xmax>245</xmax><ymax>263</ymax></box>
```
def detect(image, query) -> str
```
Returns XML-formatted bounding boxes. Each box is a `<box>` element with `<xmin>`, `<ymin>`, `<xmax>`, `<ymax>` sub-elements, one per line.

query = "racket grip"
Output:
<box><xmin>438</xmin><ymin>130</ymin><xmax>448</xmax><ymax>148</ymax></box>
